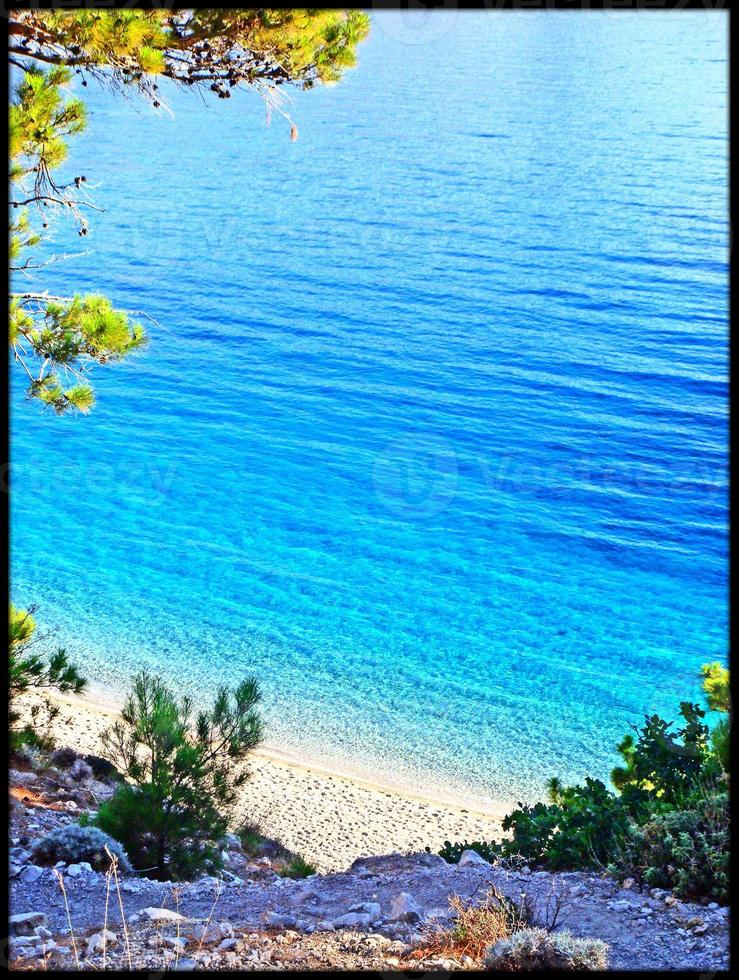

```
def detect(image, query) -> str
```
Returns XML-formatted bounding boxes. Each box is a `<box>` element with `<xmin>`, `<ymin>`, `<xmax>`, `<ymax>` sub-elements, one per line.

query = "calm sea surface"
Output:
<box><xmin>11</xmin><ymin>12</ymin><xmax>728</xmax><ymax>806</ymax></box>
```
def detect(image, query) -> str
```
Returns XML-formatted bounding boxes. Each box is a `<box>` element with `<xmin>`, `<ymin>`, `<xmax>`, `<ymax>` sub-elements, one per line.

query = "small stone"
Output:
<box><xmin>66</xmin><ymin>864</ymin><xmax>83</xmax><ymax>877</ymax></box>
<box><xmin>262</xmin><ymin>912</ymin><xmax>296</xmax><ymax>929</ymax></box>
<box><xmin>34</xmin><ymin>926</ymin><xmax>53</xmax><ymax>940</ymax></box>
<box><xmin>349</xmin><ymin>901</ymin><xmax>381</xmax><ymax>919</ymax></box>
<box><xmin>217</xmin><ymin>938</ymin><xmax>239</xmax><ymax>952</ymax></box>
<box><xmin>172</xmin><ymin>958</ymin><xmax>198</xmax><ymax>970</ymax></box>
<box><xmin>86</xmin><ymin>930</ymin><xmax>117</xmax><ymax>955</ymax></box>
<box><xmin>332</xmin><ymin>911</ymin><xmax>373</xmax><ymax>929</ymax></box>
<box><xmin>457</xmin><ymin>849</ymin><xmax>489</xmax><ymax>867</ymax></box>
<box><xmin>192</xmin><ymin>922</ymin><xmax>221</xmax><ymax>943</ymax></box>
<box><xmin>140</xmin><ymin>907</ymin><xmax>190</xmax><ymax>924</ymax></box>
<box><xmin>19</xmin><ymin>865</ymin><xmax>44</xmax><ymax>884</ymax></box>
<box><xmin>10</xmin><ymin>912</ymin><xmax>48</xmax><ymax>936</ymax></box>
<box><xmin>388</xmin><ymin>892</ymin><xmax>423</xmax><ymax>924</ymax></box>
<box><xmin>693</xmin><ymin>924</ymin><xmax>709</xmax><ymax>936</ymax></box>
<box><xmin>621</xmin><ymin>878</ymin><xmax>636</xmax><ymax>890</ymax></box>
<box><xmin>314</xmin><ymin>920</ymin><xmax>335</xmax><ymax>932</ymax></box>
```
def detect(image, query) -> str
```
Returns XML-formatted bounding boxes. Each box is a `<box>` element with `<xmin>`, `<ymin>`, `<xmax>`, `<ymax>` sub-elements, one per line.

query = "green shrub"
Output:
<box><xmin>438</xmin><ymin>840</ymin><xmax>500</xmax><ymax>865</ymax></box>
<box><xmin>484</xmin><ymin>928</ymin><xmax>608</xmax><ymax>971</ymax></box>
<box><xmin>31</xmin><ymin>824</ymin><xmax>132</xmax><ymax>873</ymax></box>
<box><xmin>614</xmin><ymin>791</ymin><xmax>728</xmax><ymax>904</ymax></box>
<box><xmin>94</xmin><ymin>670</ymin><xmax>263</xmax><ymax>880</ymax></box>
<box><xmin>277</xmin><ymin>855</ymin><xmax>317</xmax><ymax>879</ymax></box>
<box><xmin>10</xmin><ymin>723</ymin><xmax>55</xmax><ymax>754</ymax></box>
<box><xmin>437</xmin><ymin>661</ymin><xmax>730</xmax><ymax>904</ymax></box>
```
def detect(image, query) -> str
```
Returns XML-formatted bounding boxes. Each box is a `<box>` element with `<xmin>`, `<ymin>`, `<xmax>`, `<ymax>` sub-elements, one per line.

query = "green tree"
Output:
<box><xmin>95</xmin><ymin>670</ymin><xmax>263</xmax><ymax>879</ymax></box>
<box><xmin>9</xmin><ymin>604</ymin><xmax>87</xmax><ymax>747</ymax></box>
<box><xmin>9</xmin><ymin>8</ymin><xmax>370</xmax><ymax>412</ymax></box>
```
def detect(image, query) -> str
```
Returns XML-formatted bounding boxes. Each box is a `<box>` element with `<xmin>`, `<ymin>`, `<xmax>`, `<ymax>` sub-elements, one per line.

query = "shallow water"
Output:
<box><xmin>10</xmin><ymin>11</ymin><xmax>728</xmax><ymax>806</ymax></box>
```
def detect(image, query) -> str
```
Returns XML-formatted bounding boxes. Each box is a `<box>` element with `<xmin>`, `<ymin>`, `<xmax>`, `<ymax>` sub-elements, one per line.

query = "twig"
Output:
<box><xmin>53</xmin><ymin>868</ymin><xmax>80</xmax><ymax>969</ymax></box>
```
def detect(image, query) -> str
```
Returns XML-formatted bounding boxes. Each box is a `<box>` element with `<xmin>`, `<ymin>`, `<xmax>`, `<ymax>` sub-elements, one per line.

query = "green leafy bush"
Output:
<box><xmin>277</xmin><ymin>855</ymin><xmax>317</xmax><ymax>879</ymax></box>
<box><xmin>437</xmin><ymin>840</ymin><xmax>500</xmax><ymax>865</ymax></box>
<box><xmin>614</xmin><ymin>791</ymin><xmax>729</xmax><ymax>904</ymax></box>
<box><xmin>484</xmin><ymin>928</ymin><xmax>608</xmax><ymax>971</ymax></box>
<box><xmin>31</xmin><ymin>824</ymin><xmax>132</xmax><ymax>873</ymax></box>
<box><xmin>438</xmin><ymin>661</ymin><xmax>730</xmax><ymax>903</ymax></box>
<box><xmin>93</xmin><ymin>670</ymin><xmax>263</xmax><ymax>880</ymax></box>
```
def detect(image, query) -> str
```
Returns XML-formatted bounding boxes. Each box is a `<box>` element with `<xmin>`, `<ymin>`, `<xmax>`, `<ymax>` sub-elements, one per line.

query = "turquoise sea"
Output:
<box><xmin>10</xmin><ymin>11</ymin><xmax>728</xmax><ymax>807</ymax></box>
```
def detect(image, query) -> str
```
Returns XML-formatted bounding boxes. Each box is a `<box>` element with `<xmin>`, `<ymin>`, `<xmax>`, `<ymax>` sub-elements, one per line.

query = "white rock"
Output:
<box><xmin>66</xmin><ymin>864</ymin><xmax>83</xmax><ymax>877</ymax></box>
<box><xmin>10</xmin><ymin>912</ymin><xmax>48</xmax><ymax>936</ymax></box>
<box><xmin>332</xmin><ymin>911</ymin><xmax>374</xmax><ymax>929</ymax></box>
<box><xmin>86</xmin><ymin>930</ymin><xmax>117</xmax><ymax>955</ymax></box>
<box><xmin>388</xmin><ymin>892</ymin><xmax>422</xmax><ymax>924</ymax></box>
<box><xmin>458</xmin><ymin>849</ymin><xmax>489</xmax><ymax>867</ymax></box>
<box><xmin>140</xmin><ymin>907</ymin><xmax>190</xmax><ymax>924</ymax></box>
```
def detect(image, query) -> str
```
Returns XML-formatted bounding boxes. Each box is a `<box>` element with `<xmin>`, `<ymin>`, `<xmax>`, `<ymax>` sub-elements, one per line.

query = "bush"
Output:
<box><xmin>484</xmin><ymin>928</ymin><xmax>608</xmax><ymax>971</ymax></box>
<box><xmin>420</xmin><ymin>888</ymin><xmax>530</xmax><ymax>961</ymax></box>
<box><xmin>31</xmin><ymin>824</ymin><xmax>132</xmax><ymax>873</ymax></box>
<box><xmin>94</xmin><ymin>670</ymin><xmax>263</xmax><ymax>880</ymax></box>
<box><xmin>614</xmin><ymin>791</ymin><xmax>729</xmax><ymax>904</ymax></box>
<box><xmin>438</xmin><ymin>840</ymin><xmax>500</xmax><ymax>865</ymax></box>
<box><xmin>438</xmin><ymin>661</ymin><xmax>730</xmax><ymax>903</ymax></box>
<box><xmin>11</xmin><ymin>724</ymin><xmax>55</xmax><ymax>754</ymax></box>
<box><xmin>83</xmin><ymin>754</ymin><xmax>123</xmax><ymax>784</ymax></box>
<box><xmin>277</xmin><ymin>855</ymin><xmax>317</xmax><ymax>879</ymax></box>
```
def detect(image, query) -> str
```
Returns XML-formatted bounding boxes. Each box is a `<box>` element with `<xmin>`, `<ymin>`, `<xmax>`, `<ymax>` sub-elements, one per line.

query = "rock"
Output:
<box><xmin>693</xmin><ymin>924</ymin><xmax>709</xmax><ymax>936</ymax></box>
<box><xmin>458</xmin><ymin>849</ymin><xmax>489</xmax><ymax>867</ymax></box>
<box><xmin>314</xmin><ymin>920</ymin><xmax>335</xmax><ymax>932</ymax></box>
<box><xmin>86</xmin><ymin>930</ymin><xmax>117</xmax><ymax>955</ymax></box>
<box><xmin>348</xmin><ymin>901</ymin><xmax>382</xmax><ymax>919</ymax></box>
<box><xmin>164</xmin><ymin>936</ymin><xmax>189</xmax><ymax>951</ymax></box>
<box><xmin>263</xmin><ymin>912</ymin><xmax>297</xmax><ymax>929</ymax></box>
<box><xmin>223</xmin><ymin>833</ymin><xmax>242</xmax><ymax>849</ymax></box>
<box><xmin>172</xmin><ymin>959</ymin><xmax>198</xmax><ymax>970</ymax></box>
<box><xmin>332</xmin><ymin>912</ymin><xmax>374</xmax><ymax>929</ymax></box>
<box><xmin>140</xmin><ymin>907</ymin><xmax>190</xmax><ymax>924</ymax></box>
<box><xmin>388</xmin><ymin>892</ymin><xmax>422</xmax><ymax>924</ymax></box>
<box><xmin>217</xmin><ymin>938</ymin><xmax>239</xmax><ymax>952</ymax></box>
<box><xmin>34</xmin><ymin>926</ymin><xmax>53</xmax><ymax>939</ymax></box>
<box><xmin>66</xmin><ymin>864</ymin><xmax>83</xmax><ymax>877</ymax></box>
<box><xmin>664</xmin><ymin>895</ymin><xmax>677</xmax><ymax>907</ymax></box>
<box><xmin>621</xmin><ymin>878</ymin><xmax>636</xmax><ymax>890</ymax></box>
<box><xmin>611</xmin><ymin>900</ymin><xmax>631</xmax><ymax>913</ymax></box>
<box><xmin>10</xmin><ymin>846</ymin><xmax>31</xmax><ymax>863</ymax></box>
<box><xmin>19</xmin><ymin>865</ymin><xmax>44</xmax><ymax>884</ymax></box>
<box><xmin>10</xmin><ymin>912</ymin><xmax>48</xmax><ymax>936</ymax></box>
<box><xmin>192</xmin><ymin>922</ymin><xmax>222</xmax><ymax>943</ymax></box>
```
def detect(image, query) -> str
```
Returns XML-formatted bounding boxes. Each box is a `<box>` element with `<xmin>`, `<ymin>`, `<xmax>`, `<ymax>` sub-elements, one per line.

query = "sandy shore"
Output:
<box><xmin>16</xmin><ymin>687</ymin><xmax>506</xmax><ymax>873</ymax></box>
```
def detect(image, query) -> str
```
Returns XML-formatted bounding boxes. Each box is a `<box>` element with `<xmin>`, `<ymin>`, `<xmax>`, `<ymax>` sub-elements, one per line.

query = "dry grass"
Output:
<box><xmin>410</xmin><ymin>885</ymin><xmax>531</xmax><ymax>962</ymax></box>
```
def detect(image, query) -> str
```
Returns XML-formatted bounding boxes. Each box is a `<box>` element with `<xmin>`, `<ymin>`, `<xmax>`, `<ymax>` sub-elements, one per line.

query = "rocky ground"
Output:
<box><xmin>9</xmin><ymin>753</ymin><xmax>731</xmax><ymax>972</ymax></box>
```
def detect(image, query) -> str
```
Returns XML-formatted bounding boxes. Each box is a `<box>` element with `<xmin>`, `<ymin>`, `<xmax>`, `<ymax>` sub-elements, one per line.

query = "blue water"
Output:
<box><xmin>10</xmin><ymin>11</ymin><xmax>728</xmax><ymax>807</ymax></box>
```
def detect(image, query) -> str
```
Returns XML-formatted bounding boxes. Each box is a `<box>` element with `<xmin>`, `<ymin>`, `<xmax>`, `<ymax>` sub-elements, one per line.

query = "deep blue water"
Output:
<box><xmin>10</xmin><ymin>11</ymin><xmax>728</xmax><ymax>806</ymax></box>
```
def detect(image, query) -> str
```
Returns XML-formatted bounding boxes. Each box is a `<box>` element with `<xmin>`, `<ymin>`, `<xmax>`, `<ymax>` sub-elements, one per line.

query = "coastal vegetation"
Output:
<box><xmin>9</xmin><ymin>8</ymin><xmax>369</xmax><ymax>411</ymax></box>
<box><xmin>90</xmin><ymin>670</ymin><xmax>264</xmax><ymax>880</ymax></box>
<box><xmin>9</xmin><ymin>604</ymin><xmax>87</xmax><ymax>752</ymax></box>
<box><xmin>439</xmin><ymin>663</ymin><xmax>729</xmax><ymax>903</ymax></box>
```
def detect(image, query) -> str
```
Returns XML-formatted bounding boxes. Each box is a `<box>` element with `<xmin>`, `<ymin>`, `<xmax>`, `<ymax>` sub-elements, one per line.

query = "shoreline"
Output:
<box><xmin>17</xmin><ymin>684</ymin><xmax>509</xmax><ymax>872</ymax></box>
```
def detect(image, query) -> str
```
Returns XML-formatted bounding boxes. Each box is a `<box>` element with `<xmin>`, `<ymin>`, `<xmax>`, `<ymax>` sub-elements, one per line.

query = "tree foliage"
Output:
<box><xmin>8</xmin><ymin>8</ymin><xmax>369</xmax><ymax>412</ymax></box>
<box><xmin>9</xmin><ymin>604</ymin><xmax>87</xmax><ymax>748</ymax></box>
<box><xmin>95</xmin><ymin>670</ymin><xmax>263</xmax><ymax>879</ymax></box>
